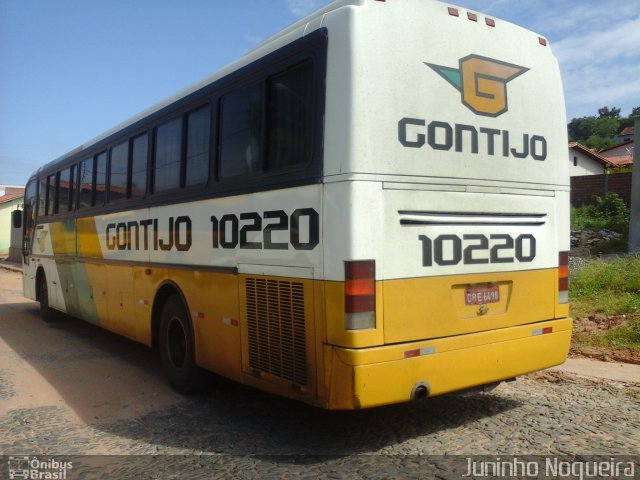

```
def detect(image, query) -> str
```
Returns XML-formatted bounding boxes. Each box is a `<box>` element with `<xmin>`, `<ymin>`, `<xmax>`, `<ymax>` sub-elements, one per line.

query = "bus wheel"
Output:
<box><xmin>158</xmin><ymin>294</ymin><xmax>207</xmax><ymax>393</ymax></box>
<box><xmin>38</xmin><ymin>274</ymin><xmax>55</xmax><ymax>323</ymax></box>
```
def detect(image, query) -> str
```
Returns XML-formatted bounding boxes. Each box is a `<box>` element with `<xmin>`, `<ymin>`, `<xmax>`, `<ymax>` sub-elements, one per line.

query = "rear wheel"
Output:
<box><xmin>37</xmin><ymin>274</ymin><xmax>55</xmax><ymax>323</ymax></box>
<box><xmin>158</xmin><ymin>294</ymin><xmax>207</xmax><ymax>393</ymax></box>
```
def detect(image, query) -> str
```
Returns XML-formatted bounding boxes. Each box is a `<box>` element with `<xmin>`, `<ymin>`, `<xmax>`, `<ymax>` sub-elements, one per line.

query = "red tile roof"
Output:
<box><xmin>0</xmin><ymin>193</ymin><xmax>23</xmax><ymax>205</ymax></box>
<box><xmin>619</xmin><ymin>126</ymin><xmax>635</xmax><ymax>136</ymax></box>
<box><xmin>600</xmin><ymin>139</ymin><xmax>634</xmax><ymax>153</ymax></box>
<box><xmin>569</xmin><ymin>142</ymin><xmax>616</xmax><ymax>167</ymax></box>
<box><xmin>605</xmin><ymin>155</ymin><xmax>633</xmax><ymax>167</ymax></box>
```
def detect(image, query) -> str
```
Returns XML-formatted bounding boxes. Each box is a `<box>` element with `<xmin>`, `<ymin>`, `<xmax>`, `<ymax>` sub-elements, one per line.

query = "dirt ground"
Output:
<box><xmin>571</xmin><ymin>313</ymin><xmax>640</xmax><ymax>365</ymax></box>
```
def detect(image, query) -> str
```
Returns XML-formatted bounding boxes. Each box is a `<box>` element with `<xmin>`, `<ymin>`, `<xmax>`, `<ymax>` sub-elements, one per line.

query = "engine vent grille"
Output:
<box><xmin>246</xmin><ymin>278</ymin><xmax>307</xmax><ymax>386</ymax></box>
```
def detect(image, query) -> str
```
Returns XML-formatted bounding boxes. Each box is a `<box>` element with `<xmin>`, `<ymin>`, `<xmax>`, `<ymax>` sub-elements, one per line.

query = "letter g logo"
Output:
<box><xmin>426</xmin><ymin>55</ymin><xmax>529</xmax><ymax>117</ymax></box>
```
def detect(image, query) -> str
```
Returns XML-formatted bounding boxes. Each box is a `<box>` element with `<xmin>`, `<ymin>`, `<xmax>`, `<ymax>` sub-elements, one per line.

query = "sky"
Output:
<box><xmin>1</xmin><ymin>0</ymin><xmax>638</xmax><ymax>186</ymax></box>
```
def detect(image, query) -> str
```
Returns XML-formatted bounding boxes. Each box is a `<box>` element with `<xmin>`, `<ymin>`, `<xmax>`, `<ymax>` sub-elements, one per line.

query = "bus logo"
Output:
<box><xmin>426</xmin><ymin>55</ymin><xmax>529</xmax><ymax>117</ymax></box>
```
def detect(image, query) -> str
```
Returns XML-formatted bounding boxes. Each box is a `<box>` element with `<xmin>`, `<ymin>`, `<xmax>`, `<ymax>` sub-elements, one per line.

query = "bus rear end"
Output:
<box><xmin>320</xmin><ymin>0</ymin><xmax>571</xmax><ymax>409</ymax></box>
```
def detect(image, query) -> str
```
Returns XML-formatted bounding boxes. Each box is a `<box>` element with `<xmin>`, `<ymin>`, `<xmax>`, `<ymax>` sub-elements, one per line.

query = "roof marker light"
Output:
<box><xmin>539</xmin><ymin>37</ymin><xmax>548</xmax><ymax>46</ymax></box>
<box><xmin>485</xmin><ymin>17</ymin><xmax>496</xmax><ymax>27</ymax></box>
<box><xmin>467</xmin><ymin>12</ymin><xmax>478</xmax><ymax>22</ymax></box>
<box><xmin>448</xmin><ymin>7</ymin><xmax>459</xmax><ymax>17</ymax></box>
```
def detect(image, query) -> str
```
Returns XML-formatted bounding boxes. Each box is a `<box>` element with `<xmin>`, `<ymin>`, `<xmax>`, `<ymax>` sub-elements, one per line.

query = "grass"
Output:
<box><xmin>570</xmin><ymin>255</ymin><xmax>640</xmax><ymax>352</ymax></box>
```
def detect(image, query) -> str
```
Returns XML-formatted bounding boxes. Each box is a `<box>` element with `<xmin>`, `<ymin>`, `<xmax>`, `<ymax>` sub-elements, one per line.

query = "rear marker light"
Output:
<box><xmin>345</xmin><ymin>260</ymin><xmax>376</xmax><ymax>330</ymax></box>
<box><xmin>533</xmin><ymin>327</ymin><xmax>553</xmax><ymax>336</ymax></box>
<box><xmin>467</xmin><ymin>12</ymin><xmax>478</xmax><ymax>22</ymax></box>
<box><xmin>404</xmin><ymin>347</ymin><xmax>436</xmax><ymax>358</ymax></box>
<box><xmin>485</xmin><ymin>17</ymin><xmax>496</xmax><ymax>27</ymax></box>
<box><xmin>448</xmin><ymin>7</ymin><xmax>459</xmax><ymax>17</ymax></box>
<box><xmin>559</xmin><ymin>251</ymin><xmax>569</xmax><ymax>304</ymax></box>
<box><xmin>539</xmin><ymin>37</ymin><xmax>548</xmax><ymax>46</ymax></box>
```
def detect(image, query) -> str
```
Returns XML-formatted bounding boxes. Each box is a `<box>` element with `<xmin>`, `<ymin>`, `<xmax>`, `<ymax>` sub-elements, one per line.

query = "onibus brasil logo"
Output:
<box><xmin>426</xmin><ymin>54</ymin><xmax>528</xmax><ymax>117</ymax></box>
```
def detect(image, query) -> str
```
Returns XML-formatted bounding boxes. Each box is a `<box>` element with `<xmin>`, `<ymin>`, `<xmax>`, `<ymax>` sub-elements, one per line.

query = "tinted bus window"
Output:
<box><xmin>268</xmin><ymin>61</ymin><xmax>313</xmax><ymax>169</ymax></box>
<box><xmin>185</xmin><ymin>106</ymin><xmax>210</xmax><ymax>187</ymax></box>
<box><xmin>78</xmin><ymin>158</ymin><xmax>94</xmax><ymax>209</ymax></box>
<box><xmin>45</xmin><ymin>175</ymin><xmax>55</xmax><ymax>216</ymax></box>
<box><xmin>95</xmin><ymin>152</ymin><xmax>107</xmax><ymax>206</ymax></box>
<box><xmin>53</xmin><ymin>173</ymin><xmax>61</xmax><ymax>214</ymax></box>
<box><xmin>219</xmin><ymin>84</ymin><xmax>263</xmax><ymax>178</ymax></box>
<box><xmin>58</xmin><ymin>170</ymin><xmax>70</xmax><ymax>213</ymax></box>
<box><xmin>154</xmin><ymin>118</ymin><xmax>182</xmax><ymax>192</ymax></box>
<box><xmin>38</xmin><ymin>177</ymin><xmax>47</xmax><ymax>216</ymax></box>
<box><xmin>130</xmin><ymin>134</ymin><xmax>148</xmax><ymax>198</ymax></box>
<box><xmin>109</xmin><ymin>141</ymin><xmax>128</xmax><ymax>202</ymax></box>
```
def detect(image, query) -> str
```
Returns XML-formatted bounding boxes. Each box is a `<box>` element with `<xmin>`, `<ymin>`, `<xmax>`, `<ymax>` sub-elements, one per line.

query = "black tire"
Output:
<box><xmin>158</xmin><ymin>294</ymin><xmax>207</xmax><ymax>393</ymax></box>
<box><xmin>38</xmin><ymin>274</ymin><xmax>55</xmax><ymax>323</ymax></box>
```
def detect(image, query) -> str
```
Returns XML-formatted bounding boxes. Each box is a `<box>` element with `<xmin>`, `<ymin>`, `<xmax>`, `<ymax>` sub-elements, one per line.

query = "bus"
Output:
<box><xmin>21</xmin><ymin>0</ymin><xmax>572</xmax><ymax>410</ymax></box>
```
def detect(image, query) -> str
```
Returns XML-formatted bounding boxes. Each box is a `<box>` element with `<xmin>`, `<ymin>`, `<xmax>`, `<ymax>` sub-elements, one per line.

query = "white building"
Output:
<box><xmin>568</xmin><ymin>142</ymin><xmax>614</xmax><ymax>176</ymax></box>
<box><xmin>0</xmin><ymin>184</ymin><xmax>25</xmax><ymax>260</ymax></box>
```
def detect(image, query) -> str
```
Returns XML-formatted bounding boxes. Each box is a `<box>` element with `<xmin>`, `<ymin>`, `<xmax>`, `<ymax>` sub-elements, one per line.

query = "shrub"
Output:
<box><xmin>571</xmin><ymin>192</ymin><xmax>630</xmax><ymax>234</ymax></box>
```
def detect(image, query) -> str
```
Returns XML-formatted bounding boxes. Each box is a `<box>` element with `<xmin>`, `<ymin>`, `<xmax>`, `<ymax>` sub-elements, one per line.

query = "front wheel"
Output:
<box><xmin>158</xmin><ymin>294</ymin><xmax>207</xmax><ymax>393</ymax></box>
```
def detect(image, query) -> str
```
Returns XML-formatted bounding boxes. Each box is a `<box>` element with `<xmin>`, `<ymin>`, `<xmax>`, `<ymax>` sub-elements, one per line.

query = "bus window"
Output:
<box><xmin>38</xmin><ymin>177</ymin><xmax>47</xmax><ymax>216</ymax></box>
<box><xmin>23</xmin><ymin>179</ymin><xmax>37</xmax><ymax>255</ymax></box>
<box><xmin>130</xmin><ymin>134</ymin><xmax>148</xmax><ymax>198</ymax></box>
<box><xmin>78</xmin><ymin>158</ymin><xmax>94</xmax><ymax>209</ymax></box>
<box><xmin>58</xmin><ymin>169</ymin><xmax>71</xmax><ymax>213</ymax></box>
<box><xmin>45</xmin><ymin>175</ymin><xmax>55</xmax><ymax>216</ymax></box>
<box><xmin>109</xmin><ymin>141</ymin><xmax>128</xmax><ymax>202</ymax></box>
<box><xmin>219</xmin><ymin>84</ymin><xmax>263</xmax><ymax>178</ymax></box>
<box><xmin>268</xmin><ymin>60</ymin><xmax>313</xmax><ymax>169</ymax></box>
<box><xmin>52</xmin><ymin>173</ymin><xmax>61</xmax><ymax>214</ymax></box>
<box><xmin>185</xmin><ymin>106</ymin><xmax>210</xmax><ymax>187</ymax></box>
<box><xmin>95</xmin><ymin>152</ymin><xmax>107</xmax><ymax>206</ymax></box>
<box><xmin>154</xmin><ymin>118</ymin><xmax>182</xmax><ymax>192</ymax></box>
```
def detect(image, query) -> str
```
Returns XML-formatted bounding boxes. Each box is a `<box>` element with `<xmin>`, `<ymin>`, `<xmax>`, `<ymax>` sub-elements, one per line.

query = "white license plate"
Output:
<box><xmin>465</xmin><ymin>285</ymin><xmax>500</xmax><ymax>306</ymax></box>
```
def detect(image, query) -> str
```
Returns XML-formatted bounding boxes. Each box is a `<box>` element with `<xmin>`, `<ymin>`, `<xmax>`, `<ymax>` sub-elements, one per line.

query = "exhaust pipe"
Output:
<box><xmin>410</xmin><ymin>381</ymin><xmax>430</xmax><ymax>401</ymax></box>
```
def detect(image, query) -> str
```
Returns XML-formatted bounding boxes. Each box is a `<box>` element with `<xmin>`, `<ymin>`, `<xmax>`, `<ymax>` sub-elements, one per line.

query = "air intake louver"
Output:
<box><xmin>246</xmin><ymin>278</ymin><xmax>307</xmax><ymax>386</ymax></box>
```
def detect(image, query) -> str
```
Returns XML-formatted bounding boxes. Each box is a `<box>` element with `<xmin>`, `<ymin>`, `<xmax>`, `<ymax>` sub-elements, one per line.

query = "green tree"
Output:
<box><xmin>598</xmin><ymin>106</ymin><xmax>621</xmax><ymax>119</ymax></box>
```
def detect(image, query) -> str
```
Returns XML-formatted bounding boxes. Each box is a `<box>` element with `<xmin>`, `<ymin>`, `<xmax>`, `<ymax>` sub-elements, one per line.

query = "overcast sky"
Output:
<box><xmin>1</xmin><ymin>0</ymin><xmax>638</xmax><ymax>186</ymax></box>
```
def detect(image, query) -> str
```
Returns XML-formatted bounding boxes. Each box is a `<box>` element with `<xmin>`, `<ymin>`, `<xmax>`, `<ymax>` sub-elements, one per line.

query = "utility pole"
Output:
<box><xmin>629</xmin><ymin>119</ymin><xmax>640</xmax><ymax>253</ymax></box>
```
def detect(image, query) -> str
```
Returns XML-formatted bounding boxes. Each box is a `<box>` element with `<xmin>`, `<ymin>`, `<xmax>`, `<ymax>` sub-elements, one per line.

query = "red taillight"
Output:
<box><xmin>559</xmin><ymin>251</ymin><xmax>569</xmax><ymax>303</ymax></box>
<box><xmin>345</xmin><ymin>260</ymin><xmax>376</xmax><ymax>330</ymax></box>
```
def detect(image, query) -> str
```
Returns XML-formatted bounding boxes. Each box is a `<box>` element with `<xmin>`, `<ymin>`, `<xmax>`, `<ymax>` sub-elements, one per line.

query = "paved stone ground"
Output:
<box><xmin>2</xmin><ymin>372</ymin><xmax>639</xmax><ymax>478</ymax></box>
<box><xmin>1</xmin><ymin>269</ymin><xmax>639</xmax><ymax>478</ymax></box>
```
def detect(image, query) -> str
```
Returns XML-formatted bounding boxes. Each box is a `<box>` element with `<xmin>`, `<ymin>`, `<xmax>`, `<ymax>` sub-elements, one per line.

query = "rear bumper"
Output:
<box><xmin>324</xmin><ymin>318</ymin><xmax>572</xmax><ymax>409</ymax></box>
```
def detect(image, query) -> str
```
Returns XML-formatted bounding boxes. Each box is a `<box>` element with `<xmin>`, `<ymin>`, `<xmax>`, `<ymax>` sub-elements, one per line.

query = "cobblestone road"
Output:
<box><xmin>1</xmin><ymin>269</ymin><xmax>638</xmax><ymax>478</ymax></box>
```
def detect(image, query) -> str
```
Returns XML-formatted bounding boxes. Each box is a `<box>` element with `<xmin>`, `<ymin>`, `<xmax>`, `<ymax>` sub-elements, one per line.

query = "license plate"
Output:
<box><xmin>465</xmin><ymin>285</ymin><xmax>500</xmax><ymax>306</ymax></box>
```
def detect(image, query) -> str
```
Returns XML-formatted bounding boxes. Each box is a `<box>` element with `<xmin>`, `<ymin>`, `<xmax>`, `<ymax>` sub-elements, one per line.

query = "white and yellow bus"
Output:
<box><xmin>21</xmin><ymin>0</ymin><xmax>571</xmax><ymax>409</ymax></box>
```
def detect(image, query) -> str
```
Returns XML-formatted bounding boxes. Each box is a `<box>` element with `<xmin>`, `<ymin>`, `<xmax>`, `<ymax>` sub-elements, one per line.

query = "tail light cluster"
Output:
<box><xmin>344</xmin><ymin>260</ymin><xmax>376</xmax><ymax>330</ymax></box>
<box><xmin>558</xmin><ymin>252</ymin><xmax>569</xmax><ymax>304</ymax></box>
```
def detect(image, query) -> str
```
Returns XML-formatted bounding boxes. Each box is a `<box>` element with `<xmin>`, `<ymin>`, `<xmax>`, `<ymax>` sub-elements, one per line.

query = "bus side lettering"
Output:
<box><xmin>105</xmin><ymin>216</ymin><xmax>192</xmax><ymax>252</ymax></box>
<box><xmin>211</xmin><ymin>208</ymin><xmax>319</xmax><ymax>251</ymax></box>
